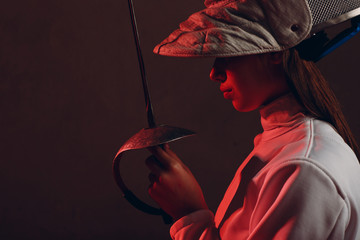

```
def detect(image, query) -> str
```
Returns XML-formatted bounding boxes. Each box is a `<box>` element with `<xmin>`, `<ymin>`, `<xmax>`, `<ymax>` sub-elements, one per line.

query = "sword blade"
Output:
<box><xmin>127</xmin><ymin>0</ymin><xmax>156</xmax><ymax>128</ymax></box>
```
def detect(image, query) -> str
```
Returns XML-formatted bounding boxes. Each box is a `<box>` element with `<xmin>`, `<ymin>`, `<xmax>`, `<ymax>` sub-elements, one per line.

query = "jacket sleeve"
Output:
<box><xmin>169</xmin><ymin>159</ymin><xmax>347</xmax><ymax>240</ymax></box>
<box><xmin>170</xmin><ymin>209</ymin><xmax>220</xmax><ymax>240</ymax></box>
<box><xmin>248</xmin><ymin>159</ymin><xmax>347</xmax><ymax>240</ymax></box>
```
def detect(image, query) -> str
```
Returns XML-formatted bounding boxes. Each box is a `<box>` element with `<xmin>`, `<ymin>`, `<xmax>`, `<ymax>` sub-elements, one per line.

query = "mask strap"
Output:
<box><xmin>296</xmin><ymin>16</ymin><xmax>360</xmax><ymax>62</ymax></box>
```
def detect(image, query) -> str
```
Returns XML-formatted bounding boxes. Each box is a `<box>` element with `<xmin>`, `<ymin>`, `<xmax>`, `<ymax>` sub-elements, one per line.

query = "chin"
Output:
<box><xmin>232</xmin><ymin>102</ymin><xmax>260</xmax><ymax>112</ymax></box>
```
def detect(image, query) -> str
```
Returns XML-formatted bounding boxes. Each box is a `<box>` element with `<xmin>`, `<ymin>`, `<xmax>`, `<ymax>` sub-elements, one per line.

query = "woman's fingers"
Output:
<box><xmin>145</xmin><ymin>155</ymin><xmax>164</xmax><ymax>175</ymax></box>
<box><xmin>145</xmin><ymin>145</ymin><xmax>209</xmax><ymax>220</ymax></box>
<box><xmin>148</xmin><ymin>172</ymin><xmax>159</xmax><ymax>186</ymax></box>
<box><xmin>148</xmin><ymin>145</ymin><xmax>178</xmax><ymax>169</ymax></box>
<box><xmin>163</xmin><ymin>144</ymin><xmax>180</xmax><ymax>159</ymax></box>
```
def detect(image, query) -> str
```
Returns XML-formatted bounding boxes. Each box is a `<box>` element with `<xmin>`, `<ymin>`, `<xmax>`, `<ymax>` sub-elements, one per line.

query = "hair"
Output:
<box><xmin>282</xmin><ymin>48</ymin><xmax>360</xmax><ymax>160</ymax></box>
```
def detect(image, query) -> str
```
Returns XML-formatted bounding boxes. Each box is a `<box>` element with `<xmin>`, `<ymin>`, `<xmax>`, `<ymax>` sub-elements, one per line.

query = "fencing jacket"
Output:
<box><xmin>169</xmin><ymin>94</ymin><xmax>360</xmax><ymax>240</ymax></box>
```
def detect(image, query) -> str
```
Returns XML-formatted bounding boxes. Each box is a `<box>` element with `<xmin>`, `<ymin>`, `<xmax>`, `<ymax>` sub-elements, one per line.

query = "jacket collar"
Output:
<box><xmin>256</xmin><ymin>93</ymin><xmax>307</xmax><ymax>144</ymax></box>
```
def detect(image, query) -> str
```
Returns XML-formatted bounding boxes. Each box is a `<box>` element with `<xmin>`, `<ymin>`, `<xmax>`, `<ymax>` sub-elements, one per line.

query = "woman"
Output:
<box><xmin>145</xmin><ymin>0</ymin><xmax>360</xmax><ymax>239</ymax></box>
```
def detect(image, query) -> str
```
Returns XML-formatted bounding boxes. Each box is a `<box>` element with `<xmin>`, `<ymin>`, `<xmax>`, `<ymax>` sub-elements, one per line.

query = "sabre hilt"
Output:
<box><xmin>113</xmin><ymin>125</ymin><xmax>195</xmax><ymax>224</ymax></box>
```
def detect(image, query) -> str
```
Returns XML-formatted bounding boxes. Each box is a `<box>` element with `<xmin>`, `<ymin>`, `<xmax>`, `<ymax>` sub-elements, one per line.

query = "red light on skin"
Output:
<box><xmin>220</xmin><ymin>85</ymin><xmax>233</xmax><ymax>99</ymax></box>
<box><xmin>210</xmin><ymin>54</ymin><xmax>290</xmax><ymax>113</ymax></box>
<box><xmin>222</xmin><ymin>89</ymin><xmax>232</xmax><ymax>99</ymax></box>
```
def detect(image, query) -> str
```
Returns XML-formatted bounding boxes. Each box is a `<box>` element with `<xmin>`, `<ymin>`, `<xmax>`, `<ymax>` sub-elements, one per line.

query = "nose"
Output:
<box><xmin>210</xmin><ymin>58</ymin><xmax>226</xmax><ymax>83</ymax></box>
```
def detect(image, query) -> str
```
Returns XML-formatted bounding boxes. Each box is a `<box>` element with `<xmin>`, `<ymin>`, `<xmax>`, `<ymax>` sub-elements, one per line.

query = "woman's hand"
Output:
<box><xmin>146</xmin><ymin>144</ymin><xmax>208</xmax><ymax>220</ymax></box>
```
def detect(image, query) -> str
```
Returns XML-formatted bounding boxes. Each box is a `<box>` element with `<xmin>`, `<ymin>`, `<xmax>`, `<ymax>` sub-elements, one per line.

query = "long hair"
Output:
<box><xmin>282</xmin><ymin>48</ymin><xmax>360</xmax><ymax>159</ymax></box>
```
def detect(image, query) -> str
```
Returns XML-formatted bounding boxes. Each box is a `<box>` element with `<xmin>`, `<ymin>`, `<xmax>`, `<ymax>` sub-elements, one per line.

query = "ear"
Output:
<box><xmin>269</xmin><ymin>52</ymin><xmax>283</xmax><ymax>64</ymax></box>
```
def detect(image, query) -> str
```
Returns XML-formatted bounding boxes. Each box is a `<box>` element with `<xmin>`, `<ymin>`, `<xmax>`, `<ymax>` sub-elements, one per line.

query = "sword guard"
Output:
<box><xmin>112</xmin><ymin>125</ymin><xmax>195</xmax><ymax>224</ymax></box>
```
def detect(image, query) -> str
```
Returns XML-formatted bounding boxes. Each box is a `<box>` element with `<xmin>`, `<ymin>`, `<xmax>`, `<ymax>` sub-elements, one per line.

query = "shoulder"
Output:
<box><xmin>253</xmin><ymin>117</ymin><xmax>360</xmax><ymax>207</ymax></box>
<box><xmin>263</xmin><ymin>118</ymin><xmax>359</xmax><ymax>180</ymax></box>
<box><xmin>252</xmin><ymin>117</ymin><xmax>360</xmax><ymax>224</ymax></box>
<box><xmin>247</xmin><ymin>117</ymin><xmax>360</xmax><ymax>238</ymax></box>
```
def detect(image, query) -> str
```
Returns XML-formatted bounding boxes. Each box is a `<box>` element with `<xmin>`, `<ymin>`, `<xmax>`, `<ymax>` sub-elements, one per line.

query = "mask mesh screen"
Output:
<box><xmin>307</xmin><ymin>0</ymin><xmax>360</xmax><ymax>26</ymax></box>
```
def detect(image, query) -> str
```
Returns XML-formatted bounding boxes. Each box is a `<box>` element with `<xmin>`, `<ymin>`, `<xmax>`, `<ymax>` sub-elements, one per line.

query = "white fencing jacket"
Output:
<box><xmin>170</xmin><ymin>94</ymin><xmax>360</xmax><ymax>239</ymax></box>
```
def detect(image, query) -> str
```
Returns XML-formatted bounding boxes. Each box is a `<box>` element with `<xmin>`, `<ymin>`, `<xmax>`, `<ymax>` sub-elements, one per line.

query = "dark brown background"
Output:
<box><xmin>1</xmin><ymin>1</ymin><xmax>359</xmax><ymax>239</ymax></box>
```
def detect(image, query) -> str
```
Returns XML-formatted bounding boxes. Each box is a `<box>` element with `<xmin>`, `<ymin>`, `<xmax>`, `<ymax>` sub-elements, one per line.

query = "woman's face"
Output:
<box><xmin>210</xmin><ymin>53</ymin><xmax>289</xmax><ymax>112</ymax></box>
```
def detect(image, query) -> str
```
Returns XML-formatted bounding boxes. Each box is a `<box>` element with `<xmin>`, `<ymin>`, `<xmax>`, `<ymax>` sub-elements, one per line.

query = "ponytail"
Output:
<box><xmin>282</xmin><ymin>48</ymin><xmax>360</xmax><ymax>160</ymax></box>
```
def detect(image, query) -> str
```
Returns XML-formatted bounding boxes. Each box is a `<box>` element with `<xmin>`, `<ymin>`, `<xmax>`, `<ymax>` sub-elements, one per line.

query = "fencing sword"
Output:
<box><xmin>112</xmin><ymin>0</ymin><xmax>195</xmax><ymax>224</ymax></box>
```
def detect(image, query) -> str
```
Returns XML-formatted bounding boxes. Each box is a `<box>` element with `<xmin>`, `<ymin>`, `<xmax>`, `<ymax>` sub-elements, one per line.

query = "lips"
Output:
<box><xmin>220</xmin><ymin>86</ymin><xmax>232</xmax><ymax>99</ymax></box>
